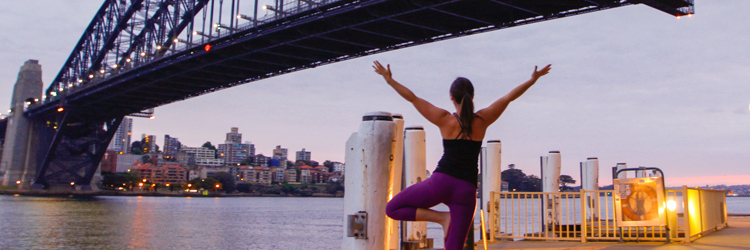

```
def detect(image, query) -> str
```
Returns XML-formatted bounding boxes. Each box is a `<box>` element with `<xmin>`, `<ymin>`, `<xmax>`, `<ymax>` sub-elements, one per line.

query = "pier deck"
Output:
<box><xmin>478</xmin><ymin>216</ymin><xmax>749</xmax><ymax>250</ymax></box>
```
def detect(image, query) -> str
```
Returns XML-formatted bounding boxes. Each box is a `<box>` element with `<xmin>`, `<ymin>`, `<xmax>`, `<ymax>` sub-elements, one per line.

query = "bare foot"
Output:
<box><xmin>439</xmin><ymin>212</ymin><xmax>451</xmax><ymax>240</ymax></box>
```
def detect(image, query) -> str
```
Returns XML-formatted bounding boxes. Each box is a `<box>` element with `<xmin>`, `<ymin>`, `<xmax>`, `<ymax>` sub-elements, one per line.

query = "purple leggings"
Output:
<box><xmin>386</xmin><ymin>172</ymin><xmax>477</xmax><ymax>250</ymax></box>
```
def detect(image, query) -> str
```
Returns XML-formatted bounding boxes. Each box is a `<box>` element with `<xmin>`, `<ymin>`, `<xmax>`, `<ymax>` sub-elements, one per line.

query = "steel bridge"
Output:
<box><xmin>0</xmin><ymin>0</ymin><xmax>693</xmax><ymax>190</ymax></box>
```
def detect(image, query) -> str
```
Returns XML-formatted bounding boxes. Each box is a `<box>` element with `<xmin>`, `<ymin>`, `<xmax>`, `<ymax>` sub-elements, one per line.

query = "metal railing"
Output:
<box><xmin>488</xmin><ymin>186</ymin><xmax>727</xmax><ymax>243</ymax></box>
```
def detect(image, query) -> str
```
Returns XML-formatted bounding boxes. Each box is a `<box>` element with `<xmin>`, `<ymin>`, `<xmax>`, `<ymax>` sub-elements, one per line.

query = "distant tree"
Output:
<box><xmin>323</xmin><ymin>160</ymin><xmax>334</xmax><ymax>172</ymax></box>
<box><xmin>325</xmin><ymin>180</ymin><xmax>344</xmax><ymax>194</ymax></box>
<box><xmin>202</xmin><ymin>141</ymin><xmax>218</xmax><ymax>158</ymax></box>
<box><xmin>240</xmin><ymin>156</ymin><xmax>254</xmax><ymax>165</ymax></box>
<box><xmin>522</xmin><ymin>174</ymin><xmax>542</xmax><ymax>192</ymax></box>
<box><xmin>309</xmin><ymin>160</ymin><xmax>319</xmax><ymax>167</ymax></box>
<box><xmin>102</xmin><ymin>172</ymin><xmax>140</xmax><ymax>190</ymax></box>
<box><xmin>560</xmin><ymin>175</ymin><xmax>576</xmax><ymax>191</ymax></box>
<box><xmin>502</xmin><ymin>168</ymin><xmax>527</xmax><ymax>191</ymax></box>
<box><xmin>236</xmin><ymin>183</ymin><xmax>253</xmax><ymax>193</ymax></box>
<box><xmin>131</xmin><ymin>141</ymin><xmax>143</xmax><ymax>155</ymax></box>
<box><xmin>188</xmin><ymin>177</ymin><xmax>219</xmax><ymax>190</ymax></box>
<box><xmin>212</xmin><ymin>172</ymin><xmax>236</xmax><ymax>193</ymax></box>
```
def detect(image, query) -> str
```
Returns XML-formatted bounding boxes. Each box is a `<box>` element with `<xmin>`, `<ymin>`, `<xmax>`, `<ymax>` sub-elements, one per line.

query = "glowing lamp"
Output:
<box><xmin>204</xmin><ymin>44</ymin><xmax>212</xmax><ymax>51</ymax></box>
<box><xmin>57</xmin><ymin>107</ymin><xmax>64</xmax><ymax>112</ymax></box>
<box><xmin>666</xmin><ymin>200</ymin><xmax>677</xmax><ymax>211</ymax></box>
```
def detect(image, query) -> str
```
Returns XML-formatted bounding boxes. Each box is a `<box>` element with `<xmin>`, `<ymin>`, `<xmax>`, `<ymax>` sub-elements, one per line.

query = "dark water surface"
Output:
<box><xmin>0</xmin><ymin>196</ymin><xmax>343</xmax><ymax>249</ymax></box>
<box><xmin>2</xmin><ymin>195</ymin><xmax>748</xmax><ymax>249</ymax></box>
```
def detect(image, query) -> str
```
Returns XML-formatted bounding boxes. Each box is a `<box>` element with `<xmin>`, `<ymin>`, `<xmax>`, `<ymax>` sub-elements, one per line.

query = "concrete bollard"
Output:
<box><xmin>482</xmin><ymin>140</ymin><xmax>501</xmax><ymax>239</ymax></box>
<box><xmin>541</xmin><ymin>151</ymin><xmax>561</xmax><ymax>228</ymax></box>
<box><xmin>342</xmin><ymin>112</ymin><xmax>396</xmax><ymax>250</ymax></box>
<box><xmin>403</xmin><ymin>126</ymin><xmax>428</xmax><ymax>248</ymax></box>
<box><xmin>581</xmin><ymin>157</ymin><xmax>600</xmax><ymax>220</ymax></box>
<box><xmin>388</xmin><ymin>114</ymin><xmax>404</xmax><ymax>250</ymax></box>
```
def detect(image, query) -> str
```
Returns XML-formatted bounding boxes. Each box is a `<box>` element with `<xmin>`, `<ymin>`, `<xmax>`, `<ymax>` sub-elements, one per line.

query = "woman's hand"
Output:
<box><xmin>532</xmin><ymin>64</ymin><xmax>552</xmax><ymax>80</ymax></box>
<box><xmin>372</xmin><ymin>61</ymin><xmax>392</xmax><ymax>80</ymax></box>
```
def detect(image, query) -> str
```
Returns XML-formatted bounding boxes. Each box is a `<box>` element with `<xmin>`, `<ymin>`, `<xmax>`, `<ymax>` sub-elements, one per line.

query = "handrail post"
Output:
<box><xmin>581</xmin><ymin>189</ymin><xmax>587</xmax><ymax>243</ymax></box>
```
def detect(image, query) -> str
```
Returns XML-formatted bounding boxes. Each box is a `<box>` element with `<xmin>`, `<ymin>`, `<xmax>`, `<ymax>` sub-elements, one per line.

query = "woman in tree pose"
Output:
<box><xmin>374</xmin><ymin>61</ymin><xmax>551</xmax><ymax>249</ymax></box>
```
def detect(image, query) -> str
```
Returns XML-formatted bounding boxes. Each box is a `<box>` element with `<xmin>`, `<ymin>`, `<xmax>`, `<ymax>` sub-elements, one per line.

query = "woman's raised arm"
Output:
<box><xmin>373</xmin><ymin>61</ymin><xmax>451</xmax><ymax>126</ymax></box>
<box><xmin>476</xmin><ymin>64</ymin><xmax>551</xmax><ymax>126</ymax></box>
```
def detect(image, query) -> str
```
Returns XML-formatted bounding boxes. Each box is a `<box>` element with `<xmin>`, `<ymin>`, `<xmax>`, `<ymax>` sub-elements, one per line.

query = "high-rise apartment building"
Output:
<box><xmin>295</xmin><ymin>148</ymin><xmax>311</xmax><ymax>162</ymax></box>
<box><xmin>142</xmin><ymin>134</ymin><xmax>157</xmax><ymax>154</ymax></box>
<box><xmin>163</xmin><ymin>134</ymin><xmax>181</xmax><ymax>160</ymax></box>
<box><xmin>108</xmin><ymin>117</ymin><xmax>132</xmax><ymax>154</ymax></box>
<box><xmin>218</xmin><ymin>143</ymin><xmax>251</xmax><ymax>165</ymax></box>
<box><xmin>273</xmin><ymin>145</ymin><xmax>288</xmax><ymax>160</ymax></box>
<box><xmin>225</xmin><ymin>127</ymin><xmax>242</xmax><ymax>144</ymax></box>
<box><xmin>245</xmin><ymin>141</ymin><xmax>256</xmax><ymax>157</ymax></box>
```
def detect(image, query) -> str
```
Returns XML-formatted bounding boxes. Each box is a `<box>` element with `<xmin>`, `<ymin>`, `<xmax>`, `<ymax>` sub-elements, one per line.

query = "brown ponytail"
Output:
<box><xmin>450</xmin><ymin>77</ymin><xmax>474</xmax><ymax>137</ymax></box>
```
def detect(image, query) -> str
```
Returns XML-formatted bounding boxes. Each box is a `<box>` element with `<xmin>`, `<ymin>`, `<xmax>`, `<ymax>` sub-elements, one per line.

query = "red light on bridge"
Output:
<box><xmin>57</xmin><ymin>107</ymin><xmax>64</xmax><ymax>112</ymax></box>
<box><xmin>204</xmin><ymin>44</ymin><xmax>212</xmax><ymax>51</ymax></box>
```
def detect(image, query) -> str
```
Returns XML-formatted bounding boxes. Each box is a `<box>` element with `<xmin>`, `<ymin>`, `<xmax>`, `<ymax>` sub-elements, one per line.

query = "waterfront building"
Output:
<box><xmin>295</xmin><ymin>148</ymin><xmax>311</xmax><ymax>162</ymax></box>
<box><xmin>311</xmin><ymin>170</ymin><xmax>326</xmax><ymax>184</ymax></box>
<box><xmin>131</xmin><ymin>162</ymin><xmax>188</xmax><ymax>184</ymax></box>
<box><xmin>313</xmin><ymin>165</ymin><xmax>328</xmax><ymax>173</ymax></box>
<box><xmin>254</xmin><ymin>154</ymin><xmax>270</xmax><ymax>167</ymax></box>
<box><xmin>115</xmin><ymin>153</ymin><xmax>143</xmax><ymax>173</ymax></box>
<box><xmin>196</xmin><ymin>158</ymin><xmax>224</xmax><ymax>167</ymax></box>
<box><xmin>107</xmin><ymin>117</ymin><xmax>132</xmax><ymax>154</ymax></box>
<box><xmin>270</xmin><ymin>167</ymin><xmax>285</xmax><ymax>183</ymax></box>
<box><xmin>333</xmin><ymin>162</ymin><xmax>345</xmax><ymax>173</ymax></box>
<box><xmin>181</xmin><ymin>146</ymin><xmax>215</xmax><ymax>160</ymax></box>
<box><xmin>328</xmin><ymin>172</ymin><xmax>343</xmax><ymax>183</ymax></box>
<box><xmin>218</xmin><ymin>143</ymin><xmax>251</xmax><ymax>165</ymax></box>
<box><xmin>299</xmin><ymin>165</ymin><xmax>313</xmax><ymax>184</ymax></box>
<box><xmin>163</xmin><ymin>135</ymin><xmax>181</xmax><ymax>160</ymax></box>
<box><xmin>101</xmin><ymin>150</ymin><xmax>118</xmax><ymax>173</ymax></box>
<box><xmin>284</xmin><ymin>169</ymin><xmax>298</xmax><ymax>184</ymax></box>
<box><xmin>246</xmin><ymin>166</ymin><xmax>272</xmax><ymax>185</ymax></box>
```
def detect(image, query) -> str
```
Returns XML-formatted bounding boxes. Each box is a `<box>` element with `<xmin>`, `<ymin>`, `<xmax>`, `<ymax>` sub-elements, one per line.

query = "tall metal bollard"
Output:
<box><xmin>342</xmin><ymin>112</ymin><xmax>396</xmax><ymax>250</ymax></box>
<box><xmin>482</xmin><ymin>140</ymin><xmax>501</xmax><ymax>239</ymax></box>
<box><xmin>614</xmin><ymin>163</ymin><xmax>628</xmax><ymax>179</ymax></box>
<box><xmin>403</xmin><ymin>126</ymin><xmax>428</xmax><ymax>248</ymax></box>
<box><xmin>388</xmin><ymin>114</ymin><xmax>404</xmax><ymax>250</ymax></box>
<box><xmin>541</xmin><ymin>151</ymin><xmax>561</xmax><ymax>229</ymax></box>
<box><xmin>580</xmin><ymin>157</ymin><xmax>599</xmax><ymax>220</ymax></box>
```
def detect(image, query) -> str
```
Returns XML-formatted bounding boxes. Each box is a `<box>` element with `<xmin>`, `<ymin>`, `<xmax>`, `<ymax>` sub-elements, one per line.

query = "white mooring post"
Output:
<box><xmin>388</xmin><ymin>114</ymin><xmax>404</xmax><ymax>250</ymax></box>
<box><xmin>615</xmin><ymin>163</ymin><xmax>627</xmax><ymax>179</ymax></box>
<box><xmin>342</xmin><ymin>112</ymin><xmax>396</xmax><ymax>250</ymax></box>
<box><xmin>482</xmin><ymin>140</ymin><xmax>501</xmax><ymax>239</ymax></box>
<box><xmin>541</xmin><ymin>151</ymin><xmax>562</xmax><ymax>230</ymax></box>
<box><xmin>403</xmin><ymin>126</ymin><xmax>429</xmax><ymax>248</ymax></box>
<box><xmin>580</xmin><ymin>157</ymin><xmax>600</xmax><ymax>220</ymax></box>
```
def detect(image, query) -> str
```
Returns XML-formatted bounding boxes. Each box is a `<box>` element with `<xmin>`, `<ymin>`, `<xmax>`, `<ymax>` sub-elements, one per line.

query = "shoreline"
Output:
<box><xmin>0</xmin><ymin>189</ymin><xmax>343</xmax><ymax>198</ymax></box>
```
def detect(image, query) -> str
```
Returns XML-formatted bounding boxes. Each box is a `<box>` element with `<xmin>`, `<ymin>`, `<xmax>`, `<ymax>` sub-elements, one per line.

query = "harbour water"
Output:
<box><xmin>1</xmin><ymin>195</ymin><xmax>748</xmax><ymax>249</ymax></box>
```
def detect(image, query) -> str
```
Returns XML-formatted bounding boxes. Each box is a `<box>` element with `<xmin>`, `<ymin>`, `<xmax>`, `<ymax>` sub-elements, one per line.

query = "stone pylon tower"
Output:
<box><xmin>1</xmin><ymin>60</ymin><xmax>43</xmax><ymax>188</ymax></box>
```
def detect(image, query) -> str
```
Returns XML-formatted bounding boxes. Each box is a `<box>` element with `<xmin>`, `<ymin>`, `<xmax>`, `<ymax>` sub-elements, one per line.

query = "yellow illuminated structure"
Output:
<box><xmin>614</xmin><ymin>176</ymin><xmax>666</xmax><ymax>227</ymax></box>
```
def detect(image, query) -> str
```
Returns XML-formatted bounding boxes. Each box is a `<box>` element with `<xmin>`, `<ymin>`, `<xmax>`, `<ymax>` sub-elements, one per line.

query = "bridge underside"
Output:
<box><xmin>28</xmin><ymin>0</ymin><xmax>693</xmax><ymax>123</ymax></box>
<box><xmin>18</xmin><ymin>0</ymin><xmax>692</xmax><ymax>189</ymax></box>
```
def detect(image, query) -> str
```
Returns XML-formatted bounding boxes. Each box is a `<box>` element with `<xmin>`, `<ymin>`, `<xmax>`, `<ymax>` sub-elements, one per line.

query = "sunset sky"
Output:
<box><xmin>1</xmin><ymin>1</ymin><xmax>748</xmax><ymax>187</ymax></box>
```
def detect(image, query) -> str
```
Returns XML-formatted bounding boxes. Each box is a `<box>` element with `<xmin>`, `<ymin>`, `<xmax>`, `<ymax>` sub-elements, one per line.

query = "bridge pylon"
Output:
<box><xmin>1</xmin><ymin>60</ymin><xmax>121</xmax><ymax>191</ymax></box>
<box><xmin>1</xmin><ymin>60</ymin><xmax>43</xmax><ymax>189</ymax></box>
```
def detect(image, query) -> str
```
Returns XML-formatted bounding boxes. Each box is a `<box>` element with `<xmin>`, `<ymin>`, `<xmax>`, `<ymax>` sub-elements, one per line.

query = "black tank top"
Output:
<box><xmin>433</xmin><ymin>114</ymin><xmax>482</xmax><ymax>185</ymax></box>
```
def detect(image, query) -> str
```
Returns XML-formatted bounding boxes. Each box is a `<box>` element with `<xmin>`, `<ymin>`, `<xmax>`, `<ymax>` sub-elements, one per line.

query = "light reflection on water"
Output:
<box><xmin>1</xmin><ymin>195</ymin><xmax>748</xmax><ymax>249</ymax></box>
<box><xmin>0</xmin><ymin>196</ymin><xmax>343</xmax><ymax>250</ymax></box>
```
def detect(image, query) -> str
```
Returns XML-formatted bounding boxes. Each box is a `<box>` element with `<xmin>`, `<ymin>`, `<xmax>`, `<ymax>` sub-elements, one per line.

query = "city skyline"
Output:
<box><xmin>1</xmin><ymin>1</ymin><xmax>749</xmax><ymax>187</ymax></box>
